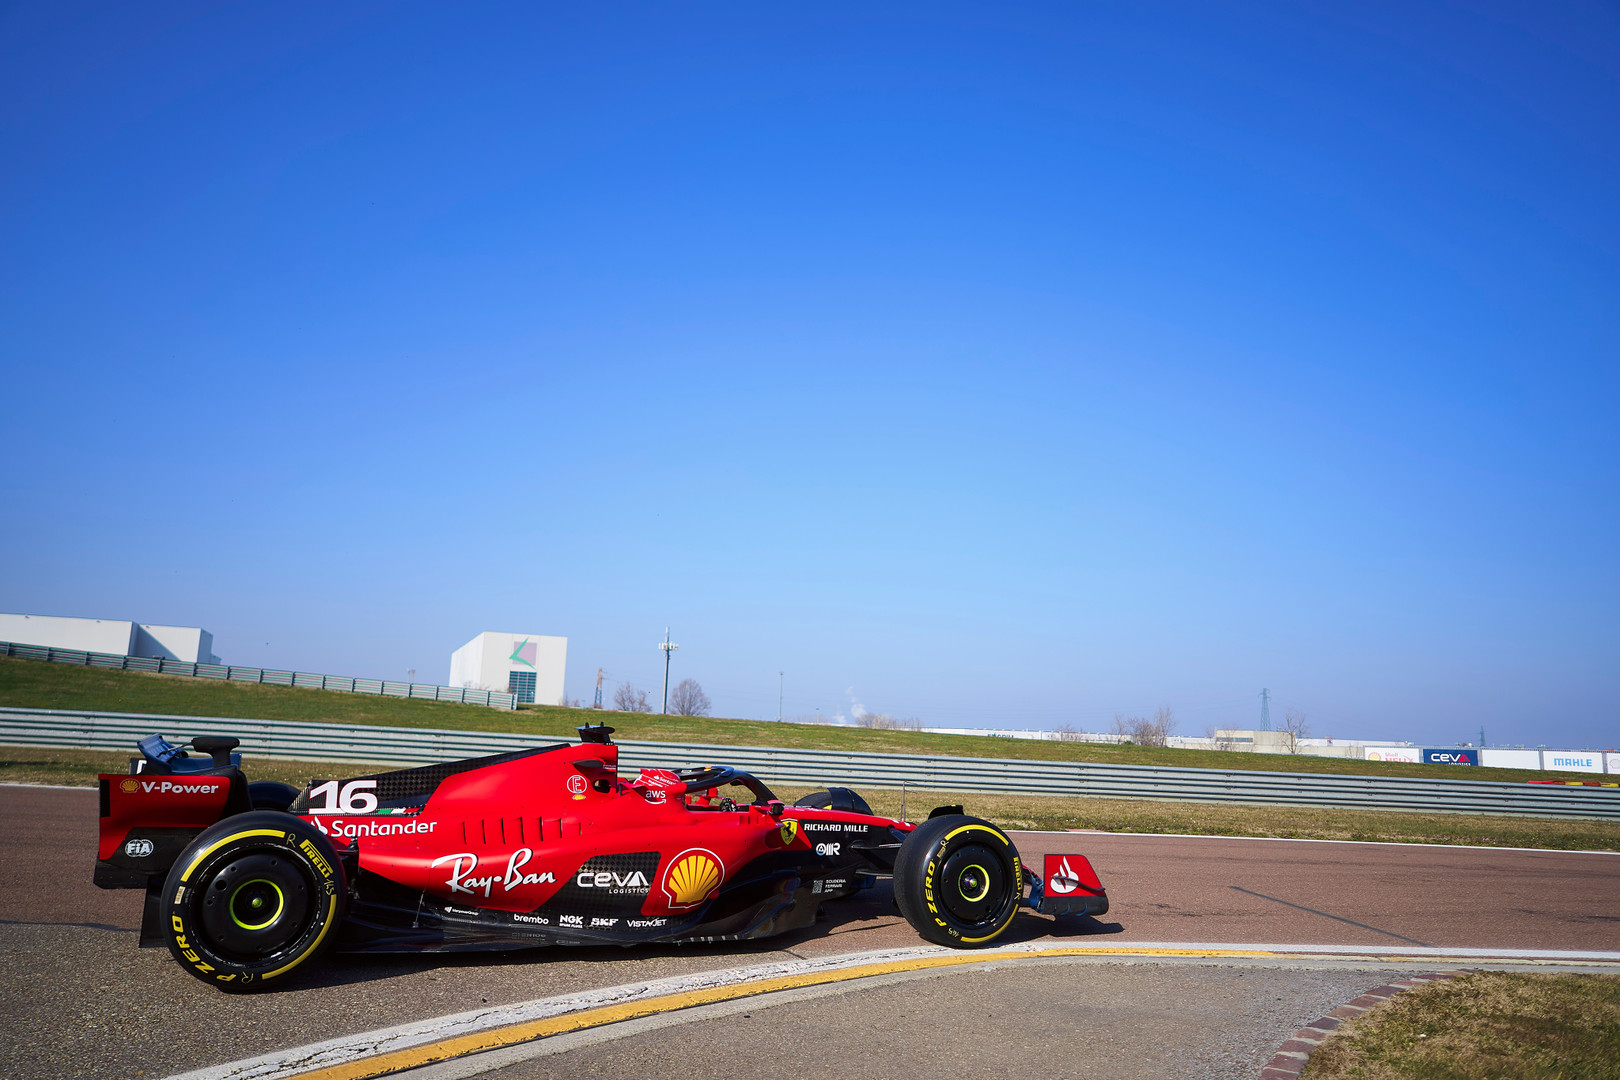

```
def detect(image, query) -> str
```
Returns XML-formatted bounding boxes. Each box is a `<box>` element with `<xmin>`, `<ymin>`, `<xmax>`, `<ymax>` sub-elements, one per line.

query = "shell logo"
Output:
<box><xmin>662</xmin><ymin>848</ymin><xmax>725</xmax><ymax>909</ymax></box>
<box><xmin>120</xmin><ymin>779</ymin><xmax>139</xmax><ymax>793</ymax></box>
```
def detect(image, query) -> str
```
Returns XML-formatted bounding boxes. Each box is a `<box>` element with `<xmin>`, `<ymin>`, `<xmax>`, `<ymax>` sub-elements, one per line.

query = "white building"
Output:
<box><xmin>0</xmin><ymin>612</ymin><xmax>221</xmax><ymax>664</ymax></box>
<box><xmin>449</xmin><ymin>631</ymin><xmax>566</xmax><ymax>706</ymax></box>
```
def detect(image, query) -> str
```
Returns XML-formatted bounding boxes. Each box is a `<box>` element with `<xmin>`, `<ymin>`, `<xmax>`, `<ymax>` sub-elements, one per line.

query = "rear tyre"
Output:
<box><xmin>794</xmin><ymin>787</ymin><xmax>875</xmax><ymax>816</ymax></box>
<box><xmin>893</xmin><ymin>815</ymin><xmax>1022</xmax><ymax>947</ymax></box>
<box><xmin>161</xmin><ymin>810</ymin><xmax>346</xmax><ymax>991</ymax></box>
<box><xmin>247</xmin><ymin>781</ymin><xmax>300</xmax><ymax>812</ymax></box>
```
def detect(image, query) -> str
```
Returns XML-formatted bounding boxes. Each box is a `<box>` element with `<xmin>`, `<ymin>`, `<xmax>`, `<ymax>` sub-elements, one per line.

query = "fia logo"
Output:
<box><xmin>123</xmin><ymin>838</ymin><xmax>154</xmax><ymax>858</ymax></box>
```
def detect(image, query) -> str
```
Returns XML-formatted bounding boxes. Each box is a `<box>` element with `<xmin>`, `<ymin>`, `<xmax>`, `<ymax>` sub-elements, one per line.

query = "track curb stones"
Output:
<box><xmin>1258</xmin><ymin>969</ymin><xmax>1476</xmax><ymax>1080</ymax></box>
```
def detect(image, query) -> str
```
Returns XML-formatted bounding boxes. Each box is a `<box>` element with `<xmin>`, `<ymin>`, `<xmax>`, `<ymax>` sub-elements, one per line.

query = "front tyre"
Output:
<box><xmin>160</xmin><ymin>810</ymin><xmax>347</xmax><ymax>991</ymax></box>
<box><xmin>893</xmin><ymin>815</ymin><xmax>1022</xmax><ymax>947</ymax></box>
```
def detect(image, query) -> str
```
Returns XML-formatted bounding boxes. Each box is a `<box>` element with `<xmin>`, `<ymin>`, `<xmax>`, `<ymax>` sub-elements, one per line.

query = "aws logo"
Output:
<box><xmin>662</xmin><ymin>848</ymin><xmax>724</xmax><ymax>909</ymax></box>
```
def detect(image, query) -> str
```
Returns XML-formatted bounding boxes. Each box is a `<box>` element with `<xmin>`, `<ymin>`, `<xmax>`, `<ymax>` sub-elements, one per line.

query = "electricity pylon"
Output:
<box><xmin>659</xmin><ymin>628</ymin><xmax>679</xmax><ymax>714</ymax></box>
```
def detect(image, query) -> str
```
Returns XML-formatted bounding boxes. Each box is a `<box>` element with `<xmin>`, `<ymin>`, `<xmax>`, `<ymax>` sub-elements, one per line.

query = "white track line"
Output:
<box><xmin>0</xmin><ymin>781</ymin><xmax>95</xmax><ymax>790</ymax></box>
<box><xmin>1014</xmin><ymin>829</ymin><xmax>1620</xmax><ymax>855</ymax></box>
<box><xmin>164</xmin><ymin>941</ymin><xmax>1620</xmax><ymax>1080</ymax></box>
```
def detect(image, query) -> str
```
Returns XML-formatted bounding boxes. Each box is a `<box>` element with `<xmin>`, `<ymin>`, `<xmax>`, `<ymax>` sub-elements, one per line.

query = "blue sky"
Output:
<box><xmin>2</xmin><ymin>2</ymin><xmax>1616</xmax><ymax>747</ymax></box>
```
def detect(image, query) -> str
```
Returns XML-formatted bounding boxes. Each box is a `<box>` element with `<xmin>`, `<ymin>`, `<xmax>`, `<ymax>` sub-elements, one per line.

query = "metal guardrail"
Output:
<box><xmin>0</xmin><ymin>641</ymin><xmax>516</xmax><ymax>710</ymax></box>
<box><xmin>4</xmin><ymin>707</ymin><xmax>1619</xmax><ymax>821</ymax></box>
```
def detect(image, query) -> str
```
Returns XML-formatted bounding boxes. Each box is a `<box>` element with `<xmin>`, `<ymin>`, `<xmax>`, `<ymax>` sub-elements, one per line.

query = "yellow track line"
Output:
<box><xmin>286</xmin><ymin>946</ymin><xmax>1360</xmax><ymax>1080</ymax></box>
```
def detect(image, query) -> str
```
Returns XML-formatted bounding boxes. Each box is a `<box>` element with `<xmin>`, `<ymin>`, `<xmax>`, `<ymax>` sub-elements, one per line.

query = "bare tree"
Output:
<box><xmin>668</xmin><ymin>678</ymin><xmax>711</xmax><ymax>717</ymax></box>
<box><xmin>856</xmin><ymin>713</ymin><xmax>923</xmax><ymax>731</ymax></box>
<box><xmin>613</xmin><ymin>682</ymin><xmax>651</xmax><ymax>713</ymax></box>
<box><xmin>1114</xmin><ymin>707</ymin><xmax>1175</xmax><ymax>748</ymax></box>
<box><xmin>1282</xmin><ymin>709</ymin><xmax>1310</xmax><ymax>754</ymax></box>
<box><xmin>1052</xmin><ymin>723</ymin><xmax>1088</xmax><ymax>743</ymax></box>
<box><xmin>1137</xmin><ymin>707</ymin><xmax>1175</xmax><ymax>748</ymax></box>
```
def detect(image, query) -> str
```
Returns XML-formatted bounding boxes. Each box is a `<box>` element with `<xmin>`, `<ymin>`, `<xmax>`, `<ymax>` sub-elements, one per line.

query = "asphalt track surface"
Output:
<box><xmin>3</xmin><ymin>786</ymin><xmax>1617</xmax><ymax>1080</ymax></box>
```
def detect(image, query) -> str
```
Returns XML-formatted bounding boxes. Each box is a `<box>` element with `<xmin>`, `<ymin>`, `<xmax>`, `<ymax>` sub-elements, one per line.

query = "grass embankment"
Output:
<box><xmin>9</xmin><ymin>747</ymin><xmax>1617</xmax><ymax>851</ymax></box>
<box><xmin>0</xmin><ymin>657</ymin><xmax>1586</xmax><ymax>784</ymax></box>
<box><xmin>1303</xmin><ymin>971</ymin><xmax>1620</xmax><ymax>1080</ymax></box>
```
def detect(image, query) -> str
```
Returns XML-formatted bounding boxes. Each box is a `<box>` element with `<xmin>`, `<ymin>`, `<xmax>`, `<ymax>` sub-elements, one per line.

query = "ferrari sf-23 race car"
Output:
<box><xmin>94</xmin><ymin>725</ymin><xmax>1108</xmax><ymax>991</ymax></box>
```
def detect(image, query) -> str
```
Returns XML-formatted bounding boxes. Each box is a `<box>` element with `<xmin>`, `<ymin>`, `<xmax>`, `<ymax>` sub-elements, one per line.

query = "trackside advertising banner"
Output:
<box><xmin>1423</xmin><ymin>748</ymin><xmax>1479</xmax><ymax>766</ymax></box>
<box><xmin>1366</xmin><ymin>746</ymin><xmax>1612</xmax><ymax>772</ymax></box>
<box><xmin>1543</xmin><ymin>751</ymin><xmax>1604</xmax><ymax>774</ymax></box>
<box><xmin>1480</xmin><ymin>749</ymin><xmax>1542</xmax><ymax>771</ymax></box>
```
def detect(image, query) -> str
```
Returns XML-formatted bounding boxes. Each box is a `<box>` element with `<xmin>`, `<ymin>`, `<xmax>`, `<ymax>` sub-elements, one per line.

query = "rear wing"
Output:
<box><xmin>94</xmin><ymin>734</ymin><xmax>250</xmax><ymax>890</ymax></box>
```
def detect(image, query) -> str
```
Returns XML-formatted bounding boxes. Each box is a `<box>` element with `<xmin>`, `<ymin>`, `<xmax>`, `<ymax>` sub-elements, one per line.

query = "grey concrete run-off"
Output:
<box><xmin>447</xmin><ymin>960</ymin><xmax>1420</xmax><ymax>1080</ymax></box>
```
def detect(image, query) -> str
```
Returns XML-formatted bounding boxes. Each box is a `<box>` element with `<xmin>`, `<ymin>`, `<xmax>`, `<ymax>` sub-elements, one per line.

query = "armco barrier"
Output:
<box><xmin>0</xmin><ymin>640</ymin><xmax>516</xmax><ymax>710</ymax></box>
<box><xmin>4</xmin><ymin>708</ymin><xmax>1620</xmax><ymax>821</ymax></box>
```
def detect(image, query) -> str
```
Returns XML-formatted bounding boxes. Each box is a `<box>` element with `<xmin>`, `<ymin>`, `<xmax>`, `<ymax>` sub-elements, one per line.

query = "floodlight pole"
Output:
<box><xmin>659</xmin><ymin>628</ymin><xmax>679</xmax><ymax>714</ymax></box>
<box><xmin>778</xmin><ymin>672</ymin><xmax>784</xmax><ymax>723</ymax></box>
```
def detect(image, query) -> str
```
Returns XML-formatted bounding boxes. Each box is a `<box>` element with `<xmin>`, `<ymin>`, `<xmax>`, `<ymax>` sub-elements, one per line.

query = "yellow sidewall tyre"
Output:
<box><xmin>893</xmin><ymin>815</ymin><xmax>1022</xmax><ymax>948</ymax></box>
<box><xmin>161</xmin><ymin>810</ymin><xmax>347</xmax><ymax>992</ymax></box>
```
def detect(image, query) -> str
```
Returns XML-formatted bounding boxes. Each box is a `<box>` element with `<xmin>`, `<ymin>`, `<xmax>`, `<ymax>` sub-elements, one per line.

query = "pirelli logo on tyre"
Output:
<box><xmin>299</xmin><ymin>838</ymin><xmax>336</xmax><ymax>891</ymax></box>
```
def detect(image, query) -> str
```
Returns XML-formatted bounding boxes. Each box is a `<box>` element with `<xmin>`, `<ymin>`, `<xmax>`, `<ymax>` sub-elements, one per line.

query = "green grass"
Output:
<box><xmin>1303</xmin><ymin>971</ymin><xmax>1620</xmax><ymax>1079</ymax></box>
<box><xmin>9</xmin><ymin>746</ymin><xmax>1617</xmax><ymax>851</ymax></box>
<box><xmin>0</xmin><ymin>656</ymin><xmax>1588</xmax><ymax>785</ymax></box>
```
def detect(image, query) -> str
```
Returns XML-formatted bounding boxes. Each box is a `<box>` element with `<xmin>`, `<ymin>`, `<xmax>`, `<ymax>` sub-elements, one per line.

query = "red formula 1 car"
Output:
<box><xmin>94</xmin><ymin>725</ymin><xmax>1107</xmax><ymax>991</ymax></box>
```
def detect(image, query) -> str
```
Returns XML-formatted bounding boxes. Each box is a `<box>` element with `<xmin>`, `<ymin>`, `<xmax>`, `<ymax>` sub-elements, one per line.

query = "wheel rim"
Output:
<box><xmin>956</xmin><ymin>863</ymin><xmax>991</xmax><ymax>903</ymax></box>
<box><xmin>939</xmin><ymin>844</ymin><xmax>1008</xmax><ymax>926</ymax></box>
<box><xmin>229</xmin><ymin>878</ymin><xmax>286</xmax><ymax>931</ymax></box>
<box><xmin>198</xmin><ymin>852</ymin><xmax>313</xmax><ymax>959</ymax></box>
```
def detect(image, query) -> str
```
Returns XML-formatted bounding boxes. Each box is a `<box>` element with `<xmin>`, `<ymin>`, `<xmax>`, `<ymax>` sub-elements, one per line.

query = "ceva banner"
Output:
<box><xmin>1543</xmin><ymin>752</ymin><xmax>1603</xmax><ymax>774</ymax></box>
<box><xmin>1422</xmin><ymin>748</ymin><xmax>1479</xmax><ymax>766</ymax></box>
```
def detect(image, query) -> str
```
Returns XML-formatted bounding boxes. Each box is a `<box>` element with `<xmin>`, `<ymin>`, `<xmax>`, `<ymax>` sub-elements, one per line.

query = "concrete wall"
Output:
<box><xmin>1</xmin><ymin>613</ymin><xmax>220</xmax><ymax>664</ymax></box>
<box><xmin>0</xmin><ymin>613</ymin><xmax>135</xmax><ymax>655</ymax></box>
<box><xmin>449</xmin><ymin>631</ymin><xmax>567</xmax><ymax>705</ymax></box>
<box><xmin>132</xmin><ymin>624</ymin><xmax>219</xmax><ymax>664</ymax></box>
<box><xmin>449</xmin><ymin>635</ymin><xmax>486</xmax><ymax>689</ymax></box>
<box><xmin>1212</xmin><ymin>730</ymin><xmax>1369</xmax><ymax>759</ymax></box>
